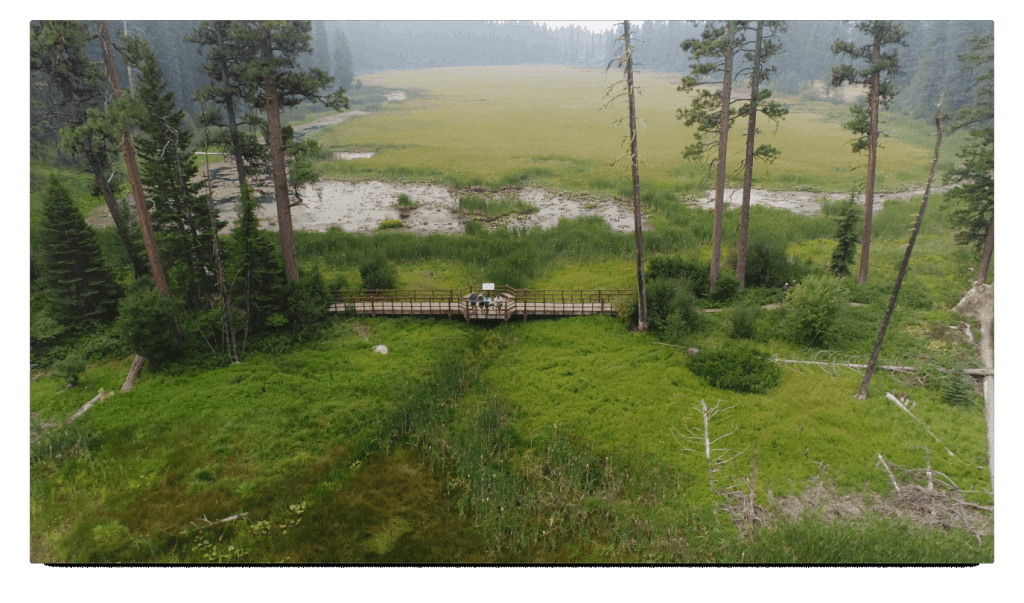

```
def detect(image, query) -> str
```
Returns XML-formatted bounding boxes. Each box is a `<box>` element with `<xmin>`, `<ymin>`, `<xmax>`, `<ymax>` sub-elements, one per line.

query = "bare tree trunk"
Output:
<box><xmin>737</xmin><ymin>22</ymin><xmax>763</xmax><ymax>291</ymax></box>
<box><xmin>215</xmin><ymin>25</ymin><xmax>248</xmax><ymax>191</ymax></box>
<box><xmin>99</xmin><ymin>20</ymin><xmax>172</xmax><ymax>300</ymax></box>
<box><xmin>857</xmin><ymin>37</ymin><xmax>881</xmax><ymax>285</ymax></box>
<box><xmin>977</xmin><ymin>218</ymin><xmax>993</xmax><ymax>285</ymax></box>
<box><xmin>121</xmin><ymin>354</ymin><xmax>145</xmax><ymax>392</ymax></box>
<box><xmin>709</xmin><ymin>21</ymin><xmax>734</xmax><ymax>294</ymax></box>
<box><xmin>624</xmin><ymin>21</ymin><xmax>647</xmax><ymax>331</ymax></box>
<box><xmin>259</xmin><ymin>20</ymin><xmax>299</xmax><ymax>284</ymax></box>
<box><xmin>89</xmin><ymin>160</ymin><xmax>145</xmax><ymax>278</ymax></box>
<box><xmin>955</xmin><ymin>282</ymin><xmax>995</xmax><ymax>496</ymax></box>
<box><xmin>856</xmin><ymin>109</ymin><xmax>942</xmax><ymax>399</ymax></box>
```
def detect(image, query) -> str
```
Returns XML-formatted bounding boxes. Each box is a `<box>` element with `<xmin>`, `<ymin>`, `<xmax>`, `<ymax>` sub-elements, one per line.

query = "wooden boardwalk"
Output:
<box><xmin>330</xmin><ymin>286</ymin><xmax>631</xmax><ymax>322</ymax></box>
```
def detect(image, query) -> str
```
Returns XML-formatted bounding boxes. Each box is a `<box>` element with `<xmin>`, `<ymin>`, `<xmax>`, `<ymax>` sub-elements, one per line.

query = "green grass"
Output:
<box><xmin>30</xmin><ymin>65</ymin><xmax>992</xmax><ymax>564</ymax></box>
<box><xmin>457</xmin><ymin>194</ymin><xmax>538</xmax><ymax>218</ymax></box>
<box><xmin>312</xmin><ymin>66</ymin><xmax>952</xmax><ymax>196</ymax></box>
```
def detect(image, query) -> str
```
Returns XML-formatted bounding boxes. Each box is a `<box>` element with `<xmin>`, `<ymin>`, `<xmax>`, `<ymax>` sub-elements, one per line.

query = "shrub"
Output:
<box><xmin>783</xmin><ymin>275</ymin><xmax>849</xmax><ymax>347</ymax></box>
<box><xmin>710</xmin><ymin>272</ymin><xmax>740</xmax><ymax>304</ymax></box>
<box><xmin>646</xmin><ymin>278</ymin><xmax>701</xmax><ymax>336</ymax></box>
<box><xmin>730</xmin><ymin>303</ymin><xmax>763</xmax><ymax>339</ymax></box>
<box><xmin>53</xmin><ymin>353</ymin><xmax>86</xmax><ymax>386</ymax></box>
<box><xmin>396</xmin><ymin>193</ymin><xmax>416</xmax><ymax>208</ymax></box>
<box><xmin>286</xmin><ymin>269</ymin><xmax>333</xmax><ymax>341</ymax></box>
<box><xmin>743</xmin><ymin>239</ymin><xmax>794</xmax><ymax>289</ymax></box>
<box><xmin>464</xmin><ymin>220</ymin><xmax>484</xmax><ymax>236</ymax></box>
<box><xmin>114</xmin><ymin>284</ymin><xmax>182</xmax><ymax>371</ymax></box>
<box><xmin>378</xmin><ymin>219</ymin><xmax>404</xmax><ymax>230</ymax></box>
<box><xmin>359</xmin><ymin>254</ymin><xmax>399</xmax><ymax>290</ymax></box>
<box><xmin>830</xmin><ymin>196</ymin><xmax>861</xmax><ymax>277</ymax></box>
<box><xmin>648</xmin><ymin>256</ymin><xmax>706</xmax><ymax>290</ymax></box>
<box><xmin>938</xmin><ymin>364</ymin><xmax>975</xmax><ymax>406</ymax></box>
<box><xmin>687</xmin><ymin>341</ymin><xmax>781</xmax><ymax>394</ymax></box>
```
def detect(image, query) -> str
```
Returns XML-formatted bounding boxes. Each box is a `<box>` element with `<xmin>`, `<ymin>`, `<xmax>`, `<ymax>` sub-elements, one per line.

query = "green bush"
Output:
<box><xmin>783</xmin><ymin>275</ymin><xmax>849</xmax><ymax>347</ymax></box>
<box><xmin>396</xmin><ymin>193</ymin><xmax>417</xmax><ymax>208</ymax></box>
<box><xmin>648</xmin><ymin>256</ymin><xmax>708</xmax><ymax>295</ymax></box>
<box><xmin>646</xmin><ymin>278</ymin><xmax>701</xmax><ymax>337</ymax></box>
<box><xmin>729</xmin><ymin>303</ymin><xmax>763</xmax><ymax>339</ymax></box>
<box><xmin>710</xmin><ymin>272</ymin><xmax>740</xmax><ymax>303</ymax></box>
<box><xmin>686</xmin><ymin>341</ymin><xmax>781</xmax><ymax>394</ymax></box>
<box><xmin>114</xmin><ymin>283</ymin><xmax>182</xmax><ymax>371</ymax></box>
<box><xmin>53</xmin><ymin>353</ymin><xmax>86</xmax><ymax>386</ymax></box>
<box><xmin>359</xmin><ymin>254</ymin><xmax>399</xmax><ymax>290</ymax></box>
<box><xmin>378</xmin><ymin>219</ymin><xmax>404</xmax><ymax>230</ymax></box>
<box><xmin>464</xmin><ymin>220</ymin><xmax>484</xmax><ymax>236</ymax></box>
<box><xmin>286</xmin><ymin>269</ymin><xmax>333</xmax><ymax>341</ymax></box>
<box><xmin>742</xmin><ymin>239</ymin><xmax>795</xmax><ymax>289</ymax></box>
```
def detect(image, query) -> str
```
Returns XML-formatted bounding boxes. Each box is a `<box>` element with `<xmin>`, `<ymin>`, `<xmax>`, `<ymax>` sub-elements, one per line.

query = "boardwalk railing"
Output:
<box><xmin>330</xmin><ymin>287</ymin><xmax>633</xmax><ymax>321</ymax></box>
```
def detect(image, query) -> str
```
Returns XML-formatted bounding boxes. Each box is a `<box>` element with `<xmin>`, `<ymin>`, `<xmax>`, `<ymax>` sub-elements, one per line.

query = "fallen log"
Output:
<box><xmin>66</xmin><ymin>389</ymin><xmax>113</xmax><ymax>425</ymax></box>
<box><xmin>773</xmin><ymin>358</ymin><xmax>991</xmax><ymax>376</ymax></box>
<box><xmin>121</xmin><ymin>355</ymin><xmax>145</xmax><ymax>392</ymax></box>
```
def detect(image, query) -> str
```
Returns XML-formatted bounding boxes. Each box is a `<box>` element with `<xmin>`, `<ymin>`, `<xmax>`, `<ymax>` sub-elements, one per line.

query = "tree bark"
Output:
<box><xmin>977</xmin><ymin>217</ymin><xmax>993</xmax><ymax>285</ymax></box>
<box><xmin>121</xmin><ymin>354</ymin><xmax>145</xmax><ymax>392</ymax></box>
<box><xmin>709</xmin><ymin>21</ymin><xmax>734</xmax><ymax>294</ymax></box>
<box><xmin>259</xmin><ymin>20</ymin><xmax>299</xmax><ymax>284</ymax></box>
<box><xmin>954</xmin><ymin>282</ymin><xmax>994</xmax><ymax>496</ymax></box>
<box><xmin>624</xmin><ymin>21</ymin><xmax>647</xmax><ymax>331</ymax></box>
<box><xmin>857</xmin><ymin>35</ymin><xmax>881</xmax><ymax>285</ymax></box>
<box><xmin>856</xmin><ymin>109</ymin><xmax>942</xmax><ymax>399</ymax></box>
<box><xmin>99</xmin><ymin>20</ymin><xmax>171</xmax><ymax>300</ymax></box>
<box><xmin>737</xmin><ymin>22</ymin><xmax>763</xmax><ymax>291</ymax></box>
<box><xmin>216</xmin><ymin>25</ymin><xmax>249</xmax><ymax>191</ymax></box>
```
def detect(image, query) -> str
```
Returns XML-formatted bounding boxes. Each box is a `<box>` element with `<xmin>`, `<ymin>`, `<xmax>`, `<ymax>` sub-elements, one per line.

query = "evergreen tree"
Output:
<box><xmin>830</xmin><ymin>195</ymin><xmax>861</xmax><ymax>277</ymax></box>
<box><xmin>229</xmin><ymin>185</ymin><xmax>286</xmax><ymax>354</ymax></box>
<box><xmin>187</xmin><ymin>20</ymin><xmax>266</xmax><ymax>191</ymax></box>
<box><xmin>227</xmin><ymin>20</ymin><xmax>348</xmax><ymax>283</ymax></box>
<box><xmin>678</xmin><ymin>20</ymin><xmax>745</xmax><ymax>293</ymax></box>
<box><xmin>120</xmin><ymin>34</ymin><xmax>225</xmax><ymax>311</ymax></box>
<box><xmin>30</xmin><ymin>20</ymin><xmax>147</xmax><ymax>278</ymax></box>
<box><xmin>37</xmin><ymin>176</ymin><xmax>122</xmax><ymax>328</ymax></box>
<box><xmin>734</xmin><ymin>21</ymin><xmax>788</xmax><ymax>290</ymax></box>
<box><xmin>831</xmin><ymin>20</ymin><xmax>909</xmax><ymax>285</ymax></box>
<box><xmin>944</xmin><ymin>32</ymin><xmax>994</xmax><ymax>284</ymax></box>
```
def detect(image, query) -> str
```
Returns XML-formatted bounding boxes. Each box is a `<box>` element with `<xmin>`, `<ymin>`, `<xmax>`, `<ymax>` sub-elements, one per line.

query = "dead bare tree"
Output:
<box><xmin>856</xmin><ymin>106</ymin><xmax>943</xmax><ymax>399</ymax></box>
<box><xmin>955</xmin><ymin>283</ymin><xmax>994</xmax><ymax>496</ymax></box>
<box><xmin>672</xmin><ymin>399</ymin><xmax>746</xmax><ymax>492</ymax></box>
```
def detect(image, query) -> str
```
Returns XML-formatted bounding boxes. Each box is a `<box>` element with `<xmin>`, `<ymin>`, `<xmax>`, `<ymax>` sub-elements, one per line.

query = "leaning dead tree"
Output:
<box><xmin>955</xmin><ymin>282</ymin><xmax>994</xmax><ymax>496</ymax></box>
<box><xmin>672</xmin><ymin>399</ymin><xmax>746</xmax><ymax>492</ymax></box>
<box><xmin>856</xmin><ymin>106</ymin><xmax>943</xmax><ymax>399</ymax></box>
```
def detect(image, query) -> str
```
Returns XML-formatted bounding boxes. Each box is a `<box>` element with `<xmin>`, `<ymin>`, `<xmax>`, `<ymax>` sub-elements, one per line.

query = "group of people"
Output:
<box><xmin>468</xmin><ymin>290</ymin><xmax>500</xmax><ymax>308</ymax></box>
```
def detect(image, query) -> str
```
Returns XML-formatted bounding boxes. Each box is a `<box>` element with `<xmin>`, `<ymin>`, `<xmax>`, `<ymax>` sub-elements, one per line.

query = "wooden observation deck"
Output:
<box><xmin>330</xmin><ymin>286</ymin><xmax>632</xmax><ymax>322</ymax></box>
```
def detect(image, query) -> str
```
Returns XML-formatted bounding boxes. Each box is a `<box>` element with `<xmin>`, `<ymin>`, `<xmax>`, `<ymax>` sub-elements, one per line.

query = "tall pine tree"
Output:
<box><xmin>227</xmin><ymin>20</ymin><xmax>348</xmax><ymax>283</ymax></box>
<box><xmin>831</xmin><ymin>20</ymin><xmax>909</xmax><ymax>284</ymax></box>
<box><xmin>944</xmin><ymin>32</ymin><xmax>994</xmax><ymax>284</ymax></box>
<box><xmin>37</xmin><ymin>175</ymin><xmax>122</xmax><ymax>329</ymax></box>
<box><xmin>120</xmin><ymin>34</ymin><xmax>225</xmax><ymax>311</ymax></box>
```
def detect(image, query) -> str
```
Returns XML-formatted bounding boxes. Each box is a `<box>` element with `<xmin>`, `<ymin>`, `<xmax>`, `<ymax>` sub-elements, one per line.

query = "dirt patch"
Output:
<box><xmin>691</xmin><ymin>185</ymin><xmax>956</xmax><ymax>216</ymax></box>
<box><xmin>291</xmin><ymin>110</ymin><xmax>369</xmax><ymax>142</ymax></box>
<box><xmin>335</xmin><ymin>152</ymin><xmax>376</xmax><ymax>160</ymax></box>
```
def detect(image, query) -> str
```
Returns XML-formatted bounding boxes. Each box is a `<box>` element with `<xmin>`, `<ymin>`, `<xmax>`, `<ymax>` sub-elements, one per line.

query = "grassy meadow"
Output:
<box><xmin>30</xmin><ymin>65</ymin><xmax>994</xmax><ymax>564</ymax></box>
<box><xmin>313</xmin><ymin>66</ymin><xmax>967</xmax><ymax>195</ymax></box>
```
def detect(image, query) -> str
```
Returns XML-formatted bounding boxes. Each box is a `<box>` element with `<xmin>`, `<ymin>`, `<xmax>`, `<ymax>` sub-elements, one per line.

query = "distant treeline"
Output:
<box><xmin>38</xmin><ymin>20</ymin><xmax>992</xmax><ymax>124</ymax></box>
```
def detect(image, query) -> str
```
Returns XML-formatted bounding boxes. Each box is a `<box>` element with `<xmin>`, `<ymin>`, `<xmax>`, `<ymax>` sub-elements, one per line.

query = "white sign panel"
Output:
<box><xmin>482</xmin><ymin>283</ymin><xmax>495</xmax><ymax>291</ymax></box>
